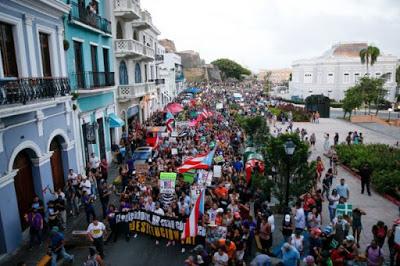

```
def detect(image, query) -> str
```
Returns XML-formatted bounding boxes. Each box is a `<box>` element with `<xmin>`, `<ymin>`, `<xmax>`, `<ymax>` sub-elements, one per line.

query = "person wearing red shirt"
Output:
<box><xmin>331</xmin><ymin>246</ymin><xmax>346</xmax><ymax>266</ymax></box>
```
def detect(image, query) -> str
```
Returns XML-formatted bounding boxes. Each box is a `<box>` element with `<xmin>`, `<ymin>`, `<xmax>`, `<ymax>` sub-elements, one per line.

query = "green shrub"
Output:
<box><xmin>335</xmin><ymin>144</ymin><xmax>400</xmax><ymax>199</ymax></box>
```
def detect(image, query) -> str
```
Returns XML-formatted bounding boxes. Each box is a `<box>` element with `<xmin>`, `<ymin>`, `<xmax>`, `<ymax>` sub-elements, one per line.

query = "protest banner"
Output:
<box><xmin>159</xmin><ymin>172</ymin><xmax>177</xmax><ymax>193</ymax></box>
<box><xmin>115</xmin><ymin>210</ymin><xmax>205</xmax><ymax>245</ymax></box>
<box><xmin>213</xmin><ymin>165</ymin><xmax>222</xmax><ymax>178</ymax></box>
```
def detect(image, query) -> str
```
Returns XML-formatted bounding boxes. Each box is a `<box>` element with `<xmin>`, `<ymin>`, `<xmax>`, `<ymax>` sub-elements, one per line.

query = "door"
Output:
<box><xmin>103</xmin><ymin>48</ymin><xmax>109</xmax><ymax>85</ymax></box>
<box><xmin>119</xmin><ymin>61</ymin><xmax>128</xmax><ymax>85</ymax></box>
<box><xmin>74</xmin><ymin>41</ymin><xmax>84</xmax><ymax>88</ymax></box>
<box><xmin>13</xmin><ymin>151</ymin><xmax>35</xmax><ymax>230</ymax></box>
<box><xmin>39</xmin><ymin>32</ymin><xmax>52</xmax><ymax>77</ymax></box>
<box><xmin>50</xmin><ymin>139</ymin><xmax>65</xmax><ymax>191</ymax></box>
<box><xmin>97</xmin><ymin>118</ymin><xmax>106</xmax><ymax>160</ymax></box>
<box><xmin>91</xmin><ymin>45</ymin><xmax>98</xmax><ymax>87</ymax></box>
<box><xmin>0</xmin><ymin>21</ymin><xmax>18</xmax><ymax>77</ymax></box>
<box><xmin>135</xmin><ymin>63</ymin><xmax>141</xmax><ymax>83</ymax></box>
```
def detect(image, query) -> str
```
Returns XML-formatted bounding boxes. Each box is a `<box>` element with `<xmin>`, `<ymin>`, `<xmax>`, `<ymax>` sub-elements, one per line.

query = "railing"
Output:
<box><xmin>143</xmin><ymin>45</ymin><xmax>155</xmax><ymax>59</ymax></box>
<box><xmin>119</xmin><ymin>83</ymin><xmax>147</xmax><ymax>98</ymax></box>
<box><xmin>114</xmin><ymin>39</ymin><xmax>144</xmax><ymax>56</ymax></box>
<box><xmin>114</xmin><ymin>0</ymin><xmax>141</xmax><ymax>15</ymax></box>
<box><xmin>146</xmin><ymin>82</ymin><xmax>156</xmax><ymax>94</ymax></box>
<box><xmin>69</xmin><ymin>2</ymin><xmax>112</xmax><ymax>34</ymax></box>
<box><xmin>0</xmin><ymin>77</ymin><xmax>70</xmax><ymax>105</ymax></box>
<box><xmin>149</xmin><ymin>79</ymin><xmax>165</xmax><ymax>85</ymax></box>
<box><xmin>141</xmin><ymin>10</ymin><xmax>152</xmax><ymax>25</ymax></box>
<box><xmin>70</xmin><ymin>72</ymin><xmax>115</xmax><ymax>90</ymax></box>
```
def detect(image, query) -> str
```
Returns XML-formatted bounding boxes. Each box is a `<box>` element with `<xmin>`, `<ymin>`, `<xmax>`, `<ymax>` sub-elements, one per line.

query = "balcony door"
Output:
<box><xmin>39</xmin><ymin>32</ymin><xmax>52</xmax><ymax>77</ymax></box>
<box><xmin>73</xmin><ymin>41</ymin><xmax>84</xmax><ymax>88</ymax></box>
<box><xmin>0</xmin><ymin>21</ymin><xmax>18</xmax><ymax>77</ymax></box>
<box><xmin>91</xmin><ymin>45</ymin><xmax>99</xmax><ymax>87</ymax></box>
<box><xmin>119</xmin><ymin>61</ymin><xmax>128</xmax><ymax>85</ymax></box>
<box><xmin>135</xmin><ymin>63</ymin><xmax>142</xmax><ymax>83</ymax></box>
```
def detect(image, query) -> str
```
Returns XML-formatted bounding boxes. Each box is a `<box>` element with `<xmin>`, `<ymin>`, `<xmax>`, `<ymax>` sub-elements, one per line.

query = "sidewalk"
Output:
<box><xmin>291</xmin><ymin>118</ymin><xmax>399</xmax><ymax>258</ymax></box>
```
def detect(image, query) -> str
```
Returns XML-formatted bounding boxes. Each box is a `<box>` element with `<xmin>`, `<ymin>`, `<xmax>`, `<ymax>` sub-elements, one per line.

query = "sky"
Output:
<box><xmin>141</xmin><ymin>0</ymin><xmax>400</xmax><ymax>72</ymax></box>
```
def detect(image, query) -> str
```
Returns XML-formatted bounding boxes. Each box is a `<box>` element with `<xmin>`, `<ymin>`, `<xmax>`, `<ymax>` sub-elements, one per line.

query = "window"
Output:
<box><xmin>343</xmin><ymin>73</ymin><xmax>350</xmax><ymax>84</ymax></box>
<box><xmin>304</xmin><ymin>73</ymin><xmax>312</xmax><ymax>84</ymax></box>
<box><xmin>327</xmin><ymin>73</ymin><xmax>334</xmax><ymax>84</ymax></box>
<box><xmin>39</xmin><ymin>32</ymin><xmax>52</xmax><ymax>77</ymax></box>
<box><xmin>0</xmin><ymin>21</ymin><xmax>18</xmax><ymax>77</ymax></box>
<box><xmin>116</xmin><ymin>22</ymin><xmax>123</xmax><ymax>39</ymax></box>
<box><xmin>386</xmin><ymin>73</ymin><xmax>392</xmax><ymax>82</ymax></box>
<box><xmin>354</xmin><ymin>73</ymin><xmax>360</xmax><ymax>82</ymax></box>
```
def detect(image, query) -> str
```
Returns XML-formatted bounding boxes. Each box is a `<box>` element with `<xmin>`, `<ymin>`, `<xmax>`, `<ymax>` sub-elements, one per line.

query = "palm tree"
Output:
<box><xmin>359</xmin><ymin>45</ymin><xmax>380</xmax><ymax>114</ymax></box>
<box><xmin>359</xmin><ymin>45</ymin><xmax>380</xmax><ymax>76</ymax></box>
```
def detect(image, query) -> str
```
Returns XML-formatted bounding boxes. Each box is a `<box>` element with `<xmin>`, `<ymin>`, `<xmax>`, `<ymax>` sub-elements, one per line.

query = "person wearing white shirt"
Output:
<box><xmin>87</xmin><ymin>219</ymin><xmax>106</xmax><ymax>258</ymax></box>
<box><xmin>153</xmin><ymin>202</ymin><xmax>165</xmax><ymax>245</ymax></box>
<box><xmin>80</xmin><ymin>177</ymin><xmax>92</xmax><ymax>195</ymax></box>
<box><xmin>294</xmin><ymin>202</ymin><xmax>306</xmax><ymax>231</ymax></box>
<box><xmin>67</xmin><ymin>169</ymin><xmax>78</xmax><ymax>186</ymax></box>
<box><xmin>213</xmin><ymin>248</ymin><xmax>229</xmax><ymax>266</ymax></box>
<box><xmin>89</xmin><ymin>153</ymin><xmax>100</xmax><ymax>170</ymax></box>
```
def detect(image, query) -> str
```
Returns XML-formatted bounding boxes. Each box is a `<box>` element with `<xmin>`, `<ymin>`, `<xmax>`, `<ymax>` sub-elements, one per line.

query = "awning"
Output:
<box><xmin>108</xmin><ymin>113</ymin><xmax>125</xmax><ymax>128</ymax></box>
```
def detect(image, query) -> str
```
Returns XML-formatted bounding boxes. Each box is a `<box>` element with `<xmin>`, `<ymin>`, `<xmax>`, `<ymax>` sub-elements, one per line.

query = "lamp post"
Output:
<box><xmin>283</xmin><ymin>139</ymin><xmax>296</xmax><ymax>207</ymax></box>
<box><xmin>388</xmin><ymin>108</ymin><xmax>393</xmax><ymax>122</ymax></box>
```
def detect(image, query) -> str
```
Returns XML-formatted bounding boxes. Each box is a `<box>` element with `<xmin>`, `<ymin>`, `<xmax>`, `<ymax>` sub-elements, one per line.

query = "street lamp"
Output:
<box><xmin>283</xmin><ymin>139</ymin><xmax>296</xmax><ymax>207</ymax></box>
<box><xmin>388</xmin><ymin>108</ymin><xmax>393</xmax><ymax>122</ymax></box>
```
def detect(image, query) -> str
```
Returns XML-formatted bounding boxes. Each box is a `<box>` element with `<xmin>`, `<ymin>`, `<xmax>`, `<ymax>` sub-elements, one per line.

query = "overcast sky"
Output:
<box><xmin>141</xmin><ymin>0</ymin><xmax>400</xmax><ymax>72</ymax></box>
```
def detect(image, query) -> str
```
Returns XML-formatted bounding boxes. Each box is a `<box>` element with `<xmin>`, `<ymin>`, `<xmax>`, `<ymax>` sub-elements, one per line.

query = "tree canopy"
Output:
<box><xmin>211</xmin><ymin>58</ymin><xmax>251</xmax><ymax>80</ymax></box>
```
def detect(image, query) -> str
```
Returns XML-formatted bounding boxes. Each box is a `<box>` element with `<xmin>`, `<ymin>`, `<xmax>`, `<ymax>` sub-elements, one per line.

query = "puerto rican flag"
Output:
<box><xmin>177</xmin><ymin>148</ymin><xmax>216</xmax><ymax>174</ymax></box>
<box><xmin>181</xmin><ymin>189</ymin><xmax>205</xmax><ymax>239</ymax></box>
<box><xmin>165</xmin><ymin>112</ymin><xmax>175</xmax><ymax>133</ymax></box>
<box><xmin>200</xmin><ymin>108</ymin><xmax>213</xmax><ymax>119</ymax></box>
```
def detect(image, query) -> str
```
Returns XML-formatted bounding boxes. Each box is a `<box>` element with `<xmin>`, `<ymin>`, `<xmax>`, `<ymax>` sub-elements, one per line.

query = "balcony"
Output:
<box><xmin>132</xmin><ymin>10</ymin><xmax>160</xmax><ymax>34</ymax></box>
<box><xmin>114</xmin><ymin>39</ymin><xmax>155</xmax><ymax>61</ymax></box>
<box><xmin>118</xmin><ymin>83</ymin><xmax>147</xmax><ymax>100</ymax></box>
<box><xmin>70</xmin><ymin>72</ymin><xmax>115</xmax><ymax>91</ymax></box>
<box><xmin>0</xmin><ymin>77</ymin><xmax>70</xmax><ymax>106</ymax></box>
<box><xmin>114</xmin><ymin>0</ymin><xmax>141</xmax><ymax>20</ymax></box>
<box><xmin>69</xmin><ymin>2</ymin><xmax>111</xmax><ymax>34</ymax></box>
<box><xmin>149</xmin><ymin>79</ymin><xmax>165</xmax><ymax>85</ymax></box>
<box><xmin>146</xmin><ymin>82</ymin><xmax>156</xmax><ymax>94</ymax></box>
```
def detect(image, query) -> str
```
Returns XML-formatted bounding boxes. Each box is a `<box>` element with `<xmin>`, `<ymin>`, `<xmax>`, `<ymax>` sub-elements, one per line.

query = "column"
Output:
<box><xmin>0</xmin><ymin>171</ymin><xmax>22</xmax><ymax>253</ymax></box>
<box><xmin>57</xmin><ymin>26</ymin><xmax>67</xmax><ymax>77</ymax></box>
<box><xmin>24</xmin><ymin>14</ymin><xmax>37</xmax><ymax>77</ymax></box>
<box><xmin>31</xmin><ymin>153</ymin><xmax>55</xmax><ymax>205</ymax></box>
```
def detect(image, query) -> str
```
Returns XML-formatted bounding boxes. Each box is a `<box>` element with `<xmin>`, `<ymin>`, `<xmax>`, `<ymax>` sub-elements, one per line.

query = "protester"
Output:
<box><xmin>87</xmin><ymin>218</ymin><xmax>106</xmax><ymax>258</ymax></box>
<box><xmin>48</xmin><ymin>226</ymin><xmax>74</xmax><ymax>266</ymax></box>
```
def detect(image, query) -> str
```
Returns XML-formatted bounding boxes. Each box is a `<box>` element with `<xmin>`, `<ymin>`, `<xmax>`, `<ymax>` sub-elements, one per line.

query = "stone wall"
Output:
<box><xmin>159</xmin><ymin>39</ymin><xmax>177</xmax><ymax>53</ymax></box>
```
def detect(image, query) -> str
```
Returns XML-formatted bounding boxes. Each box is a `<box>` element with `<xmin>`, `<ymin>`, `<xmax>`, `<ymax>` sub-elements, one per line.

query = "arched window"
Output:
<box><xmin>119</xmin><ymin>61</ymin><xmax>128</xmax><ymax>85</ymax></box>
<box><xmin>135</xmin><ymin>63</ymin><xmax>142</xmax><ymax>83</ymax></box>
<box><xmin>133</xmin><ymin>30</ymin><xmax>139</xmax><ymax>41</ymax></box>
<box><xmin>116</xmin><ymin>22</ymin><xmax>123</xmax><ymax>39</ymax></box>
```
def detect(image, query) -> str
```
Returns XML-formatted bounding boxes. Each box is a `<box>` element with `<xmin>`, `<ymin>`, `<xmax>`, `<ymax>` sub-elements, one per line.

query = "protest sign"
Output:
<box><xmin>171</xmin><ymin>148</ymin><xmax>178</xmax><ymax>155</ymax></box>
<box><xmin>213</xmin><ymin>165</ymin><xmax>222</xmax><ymax>178</ymax></box>
<box><xmin>159</xmin><ymin>172</ymin><xmax>177</xmax><ymax>193</ymax></box>
<box><xmin>115</xmin><ymin>210</ymin><xmax>205</xmax><ymax>245</ymax></box>
<box><xmin>216</xmin><ymin>103</ymin><xmax>223</xmax><ymax>110</ymax></box>
<box><xmin>183</xmin><ymin>170</ymin><xmax>196</xmax><ymax>183</ymax></box>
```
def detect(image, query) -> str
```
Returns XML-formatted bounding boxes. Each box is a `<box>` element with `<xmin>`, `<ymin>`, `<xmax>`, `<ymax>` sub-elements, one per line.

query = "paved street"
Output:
<box><xmin>289</xmin><ymin>118</ymin><xmax>399</xmax><ymax>257</ymax></box>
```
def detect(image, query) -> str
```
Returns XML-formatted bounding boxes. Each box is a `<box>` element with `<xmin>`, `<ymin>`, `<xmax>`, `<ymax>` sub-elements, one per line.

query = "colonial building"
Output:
<box><xmin>289</xmin><ymin>43</ymin><xmax>398</xmax><ymax>101</ymax></box>
<box><xmin>112</xmin><ymin>0</ymin><xmax>160</xmax><ymax>128</ymax></box>
<box><xmin>63</xmin><ymin>0</ymin><xmax>119</xmax><ymax>171</ymax></box>
<box><xmin>0</xmin><ymin>0</ymin><xmax>77</xmax><ymax>254</ymax></box>
<box><xmin>258</xmin><ymin>68</ymin><xmax>292</xmax><ymax>85</ymax></box>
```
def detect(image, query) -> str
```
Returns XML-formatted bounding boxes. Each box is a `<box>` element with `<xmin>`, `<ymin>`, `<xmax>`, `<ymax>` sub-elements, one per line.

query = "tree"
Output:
<box><xmin>211</xmin><ymin>58</ymin><xmax>251</xmax><ymax>81</ymax></box>
<box><xmin>359</xmin><ymin>45</ymin><xmax>380</xmax><ymax>75</ymax></box>
<box><xmin>342</xmin><ymin>85</ymin><xmax>363</xmax><ymax>119</ymax></box>
<box><xmin>236</xmin><ymin>115</ymin><xmax>269</xmax><ymax>146</ymax></box>
<box><xmin>262</xmin><ymin>134</ymin><xmax>315</xmax><ymax>209</ymax></box>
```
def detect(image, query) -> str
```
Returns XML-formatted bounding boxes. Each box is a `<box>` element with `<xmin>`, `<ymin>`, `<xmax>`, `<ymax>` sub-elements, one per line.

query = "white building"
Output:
<box><xmin>112</xmin><ymin>0</ymin><xmax>160</xmax><ymax>128</ymax></box>
<box><xmin>289</xmin><ymin>43</ymin><xmax>398</xmax><ymax>101</ymax></box>
<box><xmin>157</xmin><ymin>50</ymin><xmax>185</xmax><ymax>107</ymax></box>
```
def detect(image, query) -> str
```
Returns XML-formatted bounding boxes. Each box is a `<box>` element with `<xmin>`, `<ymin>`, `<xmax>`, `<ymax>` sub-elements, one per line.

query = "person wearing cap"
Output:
<box><xmin>309</xmin><ymin>228</ymin><xmax>322</xmax><ymax>261</ymax></box>
<box><xmin>87</xmin><ymin>218</ymin><xmax>106</xmax><ymax>258</ymax></box>
<box><xmin>303</xmin><ymin>255</ymin><xmax>316</xmax><ymax>266</ymax></box>
<box><xmin>281</xmin><ymin>242</ymin><xmax>300</xmax><ymax>266</ymax></box>
<box><xmin>343</xmin><ymin>235</ymin><xmax>358</xmax><ymax>264</ymax></box>
<box><xmin>281</xmin><ymin>212</ymin><xmax>293</xmax><ymax>242</ymax></box>
<box><xmin>48</xmin><ymin>226</ymin><xmax>74</xmax><ymax>266</ymax></box>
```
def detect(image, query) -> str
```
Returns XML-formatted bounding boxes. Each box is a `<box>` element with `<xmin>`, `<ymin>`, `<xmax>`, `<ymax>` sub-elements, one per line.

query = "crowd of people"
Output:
<box><xmin>20</xmin><ymin>82</ymin><xmax>399</xmax><ymax>266</ymax></box>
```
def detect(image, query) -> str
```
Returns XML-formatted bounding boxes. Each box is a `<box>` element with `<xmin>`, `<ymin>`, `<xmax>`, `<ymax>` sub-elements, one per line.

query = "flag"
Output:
<box><xmin>336</xmin><ymin>203</ymin><xmax>353</xmax><ymax>217</ymax></box>
<box><xmin>177</xmin><ymin>148</ymin><xmax>216</xmax><ymax>174</ymax></box>
<box><xmin>181</xmin><ymin>190</ymin><xmax>204</xmax><ymax>239</ymax></box>
<box><xmin>200</xmin><ymin>108</ymin><xmax>213</xmax><ymax>119</ymax></box>
<box><xmin>165</xmin><ymin>112</ymin><xmax>175</xmax><ymax>132</ymax></box>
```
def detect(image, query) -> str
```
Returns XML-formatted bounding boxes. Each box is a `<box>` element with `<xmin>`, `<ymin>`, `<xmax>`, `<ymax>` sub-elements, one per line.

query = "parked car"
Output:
<box><xmin>132</xmin><ymin>146</ymin><xmax>154</xmax><ymax>165</ymax></box>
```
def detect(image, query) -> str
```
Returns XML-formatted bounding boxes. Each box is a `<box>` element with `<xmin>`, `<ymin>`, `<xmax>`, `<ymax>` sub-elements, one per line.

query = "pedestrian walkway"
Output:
<box><xmin>292</xmin><ymin>118</ymin><xmax>399</xmax><ymax>258</ymax></box>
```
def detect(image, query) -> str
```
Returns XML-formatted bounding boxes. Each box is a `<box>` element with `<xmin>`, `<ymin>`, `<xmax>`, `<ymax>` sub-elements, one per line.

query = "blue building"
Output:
<box><xmin>63</xmin><ymin>0</ymin><xmax>122</xmax><ymax>170</ymax></box>
<box><xmin>0</xmin><ymin>0</ymin><xmax>78</xmax><ymax>254</ymax></box>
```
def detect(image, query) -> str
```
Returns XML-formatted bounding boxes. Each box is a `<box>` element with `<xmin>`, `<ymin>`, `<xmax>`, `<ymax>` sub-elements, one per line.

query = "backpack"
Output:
<box><xmin>84</xmin><ymin>256</ymin><xmax>99</xmax><ymax>266</ymax></box>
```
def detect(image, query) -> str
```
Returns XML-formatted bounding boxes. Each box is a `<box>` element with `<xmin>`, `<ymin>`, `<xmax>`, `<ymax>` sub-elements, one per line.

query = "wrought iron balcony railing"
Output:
<box><xmin>70</xmin><ymin>72</ymin><xmax>115</xmax><ymax>90</ymax></box>
<box><xmin>69</xmin><ymin>1</ymin><xmax>112</xmax><ymax>34</ymax></box>
<box><xmin>0</xmin><ymin>77</ymin><xmax>70</xmax><ymax>105</ymax></box>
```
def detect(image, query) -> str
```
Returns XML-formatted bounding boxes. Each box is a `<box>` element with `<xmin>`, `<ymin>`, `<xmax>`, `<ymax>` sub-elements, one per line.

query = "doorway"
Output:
<box><xmin>13</xmin><ymin>150</ymin><xmax>35</xmax><ymax>230</ymax></box>
<box><xmin>50</xmin><ymin>138</ymin><xmax>65</xmax><ymax>191</ymax></box>
<box><xmin>73</xmin><ymin>41</ymin><xmax>84</xmax><ymax>88</ymax></box>
<box><xmin>97</xmin><ymin>118</ymin><xmax>106</xmax><ymax>161</ymax></box>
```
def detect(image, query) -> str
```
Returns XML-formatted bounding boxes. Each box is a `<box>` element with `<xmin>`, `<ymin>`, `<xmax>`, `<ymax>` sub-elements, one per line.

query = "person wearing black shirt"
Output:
<box><xmin>359</xmin><ymin>163</ymin><xmax>372</xmax><ymax>196</ymax></box>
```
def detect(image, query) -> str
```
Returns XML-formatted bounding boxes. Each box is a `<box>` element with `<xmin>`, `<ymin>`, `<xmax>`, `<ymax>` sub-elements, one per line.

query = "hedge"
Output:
<box><xmin>335</xmin><ymin>144</ymin><xmax>400</xmax><ymax>200</ymax></box>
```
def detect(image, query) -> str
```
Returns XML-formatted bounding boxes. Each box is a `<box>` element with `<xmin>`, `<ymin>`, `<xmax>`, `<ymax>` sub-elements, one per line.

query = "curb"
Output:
<box><xmin>339</xmin><ymin>163</ymin><xmax>400</xmax><ymax>207</ymax></box>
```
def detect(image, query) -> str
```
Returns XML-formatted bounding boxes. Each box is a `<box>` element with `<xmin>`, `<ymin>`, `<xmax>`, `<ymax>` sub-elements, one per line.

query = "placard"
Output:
<box><xmin>213</xmin><ymin>165</ymin><xmax>222</xmax><ymax>178</ymax></box>
<box><xmin>395</xmin><ymin>226</ymin><xmax>400</xmax><ymax>245</ymax></box>
<box><xmin>216</xmin><ymin>103</ymin><xmax>223</xmax><ymax>110</ymax></box>
<box><xmin>171</xmin><ymin>148</ymin><xmax>178</xmax><ymax>155</ymax></box>
<box><xmin>136</xmin><ymin>164</ymin><xmax>149</xmax><ymax>174</ymax></box>
<box><xmin>159</xmin><ymin>172</ymin><xmax>177</xmax><ymax>193</ymax></box>
<box><xmin>161</xmin><ymin>132</ymin><xmax>169</xmax><ymax>138</ymax></box>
